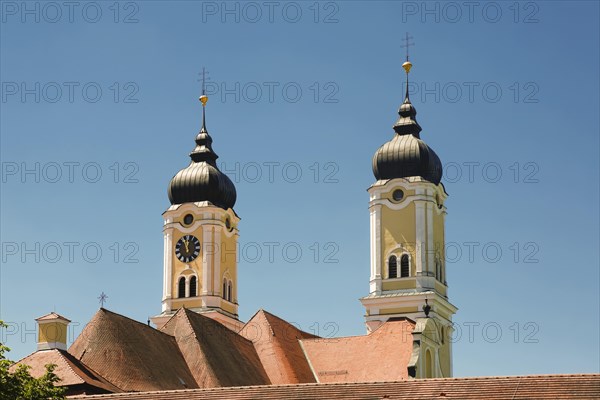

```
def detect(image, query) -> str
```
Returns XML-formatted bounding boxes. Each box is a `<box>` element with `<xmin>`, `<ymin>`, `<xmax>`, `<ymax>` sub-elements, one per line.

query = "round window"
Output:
<box><xmin>392</xmin><ymin>189</ymin><xmax>404</xmax><ymax>201</ymax></box>
<box><xmin>183</xmin><ymin>214</ymin><xmax>194</xmax><ymax>225</ymax></box>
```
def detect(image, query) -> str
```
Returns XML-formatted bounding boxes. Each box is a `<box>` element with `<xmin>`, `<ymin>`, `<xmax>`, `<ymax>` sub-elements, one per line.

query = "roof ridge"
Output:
<box><xmin>55</xmin><ymin>349</ymin><xmax>85</xmax><ymax>385</ymax></box>
<box><xmin>299</xmin><ymin>323</ymin><xmax>404</xmax><ymax>343</ymax></box>
<box><xmin>180</xmin><ymin>308</ymin><xmax>199</xmax><ymax>341</ymax></box>
<box><xmin>59</xmin><ymin>350</ymin><xmax>121</xmax><ymax>391</ymax></box>
<box><xmin>97</xmin><ymin>308</ymin><xmax>175</xmax><ymax>339</ymax></box>
<box><xmin>257</xmin><ymin>309</ymin><xmax>318</xmax><ymax>338</ymax></box>
<box><xmin>184</xmin><ymin>308</ymin><xmax>257</xmax><ymax>347</ymax></box>
<box><xmin>36</xmin><ymin>311</ymin><xmax>71</xmax><ymax>322</ymax></box>
<box><xmin>243</xmin><ymin>308</ymin><xmax>265</xmax><ymax>325</ymax></box>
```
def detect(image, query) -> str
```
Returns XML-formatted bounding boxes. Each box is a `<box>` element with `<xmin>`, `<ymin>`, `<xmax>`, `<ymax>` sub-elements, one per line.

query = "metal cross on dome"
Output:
<box><xmin>98</xmin><ymin>292</ymin><xmax>108</xmax><ymax>308</ymax></box>
<box><xmin>400</xmin><ymin>32</ymin><xmax>415</xmax><ymax>61</ymax></box>
<box><xmin>197</xmin><ymin>67</ymin><xmax>210</xmax><ymax>96</ymax></box>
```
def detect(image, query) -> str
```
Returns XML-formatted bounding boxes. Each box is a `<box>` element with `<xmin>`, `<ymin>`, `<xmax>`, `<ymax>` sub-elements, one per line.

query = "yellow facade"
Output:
<box><xmin>361</xmin><ymin>178</ymin><xmax>457</xmax><ymax>378</ymax></box>
<box><xmin>157</xmin><ymin>203</ymin><xmax>240</xmax><ymax>322</ymax></box>
<box><xmin>382</xmin><ymin>278</ymin><xmax>417</xmax><ymax>291</ymax></box>
<box><xmin>381</xmin><ymin>183</ymin><xmax>447</xmax><ymax>286</ymax></box>
<box><xmin>38</xmin><ymin>321</ymin><xmax>68</xmax><ymax>345</ymax></box>
<box><xmin>378</xmin><ymin>306</ymin><xmax>419</xmax><ymax>315</ymax></box>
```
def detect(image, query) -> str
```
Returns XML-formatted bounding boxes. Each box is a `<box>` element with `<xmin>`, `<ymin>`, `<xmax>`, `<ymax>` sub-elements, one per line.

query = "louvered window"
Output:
<box><xmin>401</xmin><ymin>254</ymin><xmax>410</xmax><ymax>278</ymax></box>
<box><xmin>178</xmin><ymin>277</ymin><xmax>186</xmax><ymax>298</ymax></box>
<box><xmin>389</xmin><ymin>256</ymin><xmax>398</xmax><ymax>278</ymax></box>
<box><xmin>189</xmin><ymin>276</ymin><xmax>197</xmax><ymax>297</ymax></box>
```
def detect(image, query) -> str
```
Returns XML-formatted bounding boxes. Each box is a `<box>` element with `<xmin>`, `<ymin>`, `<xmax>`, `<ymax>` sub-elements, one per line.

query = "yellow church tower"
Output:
<box><xmin>360</xmin><ymin>51</ymin><xmax>458</xmax><ymax>378</ymax></box>
<box><xmin>151</xmin><ymin>77</ymin><xmax>240</xmax><ymax>330</ymax></box>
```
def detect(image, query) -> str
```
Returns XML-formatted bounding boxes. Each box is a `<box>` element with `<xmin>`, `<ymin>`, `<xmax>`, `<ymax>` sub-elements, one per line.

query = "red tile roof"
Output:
<box><xmin>69</xmin><ymin>374</ymin><xmax>600</xmax><ymax>399</ymax></box>
<box><xmin>35</xmin><ymin>312</ymin><xmax>71</xmax><ymax>323</ymax></box>
<box><xmin>300</xmin><ymin>317</ymin><xmax>416</xmax><ymax>383</ymax></box>
<box><xmin>68</xmin><ymin>308</ymin><xmax>198</xmax><ymax>392</ymax></box>
<box><xmin>239</xmin><ymin>309</ymin><xmax>317</xmax><ymax>384</ymax></box>
<box><xmin>9</xmin><ymin>349</ymin><xmax>121</xmax><ymax>395</ymax></box>
<box><xmin>159</xmin><ymin>308</ymin><xmax>270</xmax><ymax>387</ymax></box>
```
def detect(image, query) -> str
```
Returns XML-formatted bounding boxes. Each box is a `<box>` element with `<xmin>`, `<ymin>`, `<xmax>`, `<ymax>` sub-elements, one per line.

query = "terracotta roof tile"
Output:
<box><xmin>36</xmin><ymin>312</ymin><xmax>71</xmax><ymax>323</ymax></box>
<box><xmin>159</xmin><ymin>308</ymin><xmax>270</xmax><ymax>388</ymax></box>
<box><xmin>9</xmin><ymin>349</ymin><xmax>121</xmax><ymax>395</ymax></box>
<box><xmin>239</xmin><ymin>309</ymin><xmax>317</xmax><ymax>384</ymax></box>
<box><xmin>68</xmin><ymin>308</ymin><xmax>197</xmax><ymax>392</ymax></box>
<box><xmin>300</xmin><ymin>318</ymin><xmax>415</xmax><ymax>383</ymax></box>
<box><xmin>69</xmin><ymin>374</ymin><xmax>600</xmax><ymax>399</ymax></box>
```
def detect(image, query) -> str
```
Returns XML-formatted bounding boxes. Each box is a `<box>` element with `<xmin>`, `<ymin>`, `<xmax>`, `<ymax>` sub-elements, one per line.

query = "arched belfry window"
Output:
<box><xmin>227</xmin><ymin>280</ymin><xmax>233</xmax><ymax>302</ymax></box>
<box><xmin>189</xmin><ymin>276</ymin><xmax>197</xmax><ymax>297</ymax></box>
<box><xmin>400</xmin><ymin>254</ymin><xmax>410</xmax><ymax>278</ymax></box>
<box><xmin>388</xmin><ymin>255</ymin><xmax>398</xmax><ymax>278</ymax></box>
<box><xmin>178</xmin><ymin>277</ymin><xmax>186</xmax><ymax>298</ymax></box>
<box><xmin>222</xmin><ymin>278</ymin><xmax>227</xmax><ymax>300</ymax></box>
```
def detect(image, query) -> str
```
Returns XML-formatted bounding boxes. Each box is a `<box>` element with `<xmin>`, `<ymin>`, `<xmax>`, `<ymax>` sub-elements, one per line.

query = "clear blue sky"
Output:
<box><xmin>1</xmin><ymin>1</ymin><xmax>598</xmax><ymax>376</ymax></box>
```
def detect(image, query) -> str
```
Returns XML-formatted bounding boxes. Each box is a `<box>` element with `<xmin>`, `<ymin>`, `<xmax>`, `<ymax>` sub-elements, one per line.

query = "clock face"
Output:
<box><xmin>175</xmin><ymin>235</ymin><xmax>200</xmax><ymax>263</ymax></box>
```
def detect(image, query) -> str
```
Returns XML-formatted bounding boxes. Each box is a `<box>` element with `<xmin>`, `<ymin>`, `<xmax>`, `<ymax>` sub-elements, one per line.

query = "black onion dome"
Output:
<box><xmin>168</xmin><ymin>119</ymin><xmax>237</xmax><ymax>209</ymax></box>
<box><xmin>372</xmin><ymin>95</ymin><xmax>443</xmax><ymax>185</ymax></box>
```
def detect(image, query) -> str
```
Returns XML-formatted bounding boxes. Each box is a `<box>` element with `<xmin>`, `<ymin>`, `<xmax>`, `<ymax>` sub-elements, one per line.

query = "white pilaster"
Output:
<box><xmin>213</xmin><ymin>227</ymin><xmax>221</xmax><ymax>296</ymax></box>
<box><xmin>370</xmin><ymin>204</ymin><xmax>382</xmax><ymax>293</ymax></box>
<box><xmin>165</xmin><ymin>231</ymin><xmax>173</xmax><ymax>307</ymax></box>
<box><xmin>202</xmin><ymin>225</ymin><xmax>211</xmax><ymax>295</ymax></box>
<box><xmin>415</xmin><ymin>196</ymin><xmax>426</xmax><ymax>276</ymax></box>
<box><xmin>427</xmin><ymin>197</ymin><xmax>434</xmax><ymax>278</ymax></box>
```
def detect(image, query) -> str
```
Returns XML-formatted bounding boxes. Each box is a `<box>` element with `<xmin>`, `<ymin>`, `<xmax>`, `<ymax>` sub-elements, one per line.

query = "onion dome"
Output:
<box><xmin>372</xmin><ymin>59</ymin><xmax>443</xmax><ymax>185</ymax></box>
<box><xmin>168</xmin><ymin>94</ymin><xmax>237</xmax><ymax>209</ymax></box>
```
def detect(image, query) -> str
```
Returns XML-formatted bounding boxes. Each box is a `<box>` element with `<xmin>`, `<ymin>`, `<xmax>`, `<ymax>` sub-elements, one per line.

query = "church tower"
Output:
<box><xmin>360</xmin><ymin>52</ymin><xmax>457</xmax><ymax>378</ymax></box>
<box><xmin>151</xmin><ymin>82</ymin><xmax>240</xmax><ymax>331</ymax></box>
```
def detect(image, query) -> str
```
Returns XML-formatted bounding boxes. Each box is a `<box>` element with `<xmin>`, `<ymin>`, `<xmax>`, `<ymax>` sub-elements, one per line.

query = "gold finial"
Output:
<box><xmin>199</xmin><ymin>94</ymin><xmax>208</xmax><ymax>106</ymax></box>
<box><xmin>402</xmin><ymin>61</ymin><xmax>412</xmax><ymax>74</ymax></box>
<box><xmin>198</xmin><ymin>67</ymin><xmax>209</xmax><ymax>106</ymax></box>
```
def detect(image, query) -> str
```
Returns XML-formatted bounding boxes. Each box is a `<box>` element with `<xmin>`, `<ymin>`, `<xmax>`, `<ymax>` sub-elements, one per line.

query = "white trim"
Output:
<box><xmin>162</xmin><ymin>233</ymin><xmax>168</xmax><ymax>301</ymax></box>
<box><xmin>370</xmin><ymin>208</ymin><xmax>375</xmax><ymax>281</ymax></box>
<box><xmin>298</xmin><ymin>340</ymin><xmax>320</xmax><ymax>383</ymax></box>
<box><xmin>370</xmin><ymin>195</ymin><xmax>429</xmax><ymax>210</ymax></box>
<box><xmin>383</xmin><ymin>251</ymin><xmax>412</xmax><ymax>279</ymax></box>
<box><xmin>360</xmin><ymin>291</ymin><xmax>458</xmax><ymax>317</ymax></box>
<box><xmin>415</xmin><ymin>199</ymin><xmax>425</xmax><ymax>276</ymax></box>
<box><xmin>213</xmin><ymin>227</ymin><xmax>221</xmax><ymax>296</ymax></box>
<box><xmin>201</xmin><ymin>225</ymin><xmax>211</xmax><ymax>295</ymax></box>
<box><xmin>427</xmin><ymin>199</ymin><xmax>434</xmax><ymax>278</ymax></box>
<box><xmin>370</xmin><ymin>204</ymin><xmax>382</xmax><ymax>293</ymax></box>
<box><xmin>37</xmin><ymin>342</ymin><xmax>67</xmax><ymax>351</ymax></box>
<box><xmin>165</xmin><ymin>231</ymin><xmax>173</xmax><ymax>304</ymax></box>
<box><xmin>369</xmin><ymin>177</ymin><xmax>448</xmax><ymax>196</ymax></box>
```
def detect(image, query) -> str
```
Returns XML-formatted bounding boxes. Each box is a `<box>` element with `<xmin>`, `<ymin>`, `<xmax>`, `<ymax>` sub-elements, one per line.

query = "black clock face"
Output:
<box><xmin>175</xmin><ymin>235</ymin><xmax>200</xmax><ymax>263</ymax></box>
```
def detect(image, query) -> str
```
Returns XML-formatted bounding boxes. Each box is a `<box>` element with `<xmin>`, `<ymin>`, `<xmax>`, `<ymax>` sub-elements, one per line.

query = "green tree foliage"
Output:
<box><xmin>0</xmin><ymin>321</ymin><xmax>66</xmax><ymax>400</ymax></box>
